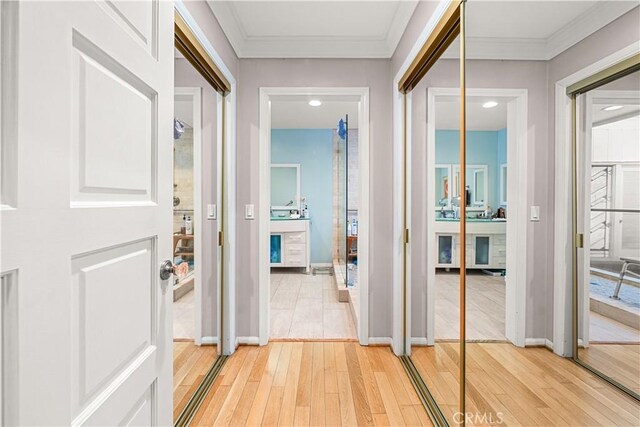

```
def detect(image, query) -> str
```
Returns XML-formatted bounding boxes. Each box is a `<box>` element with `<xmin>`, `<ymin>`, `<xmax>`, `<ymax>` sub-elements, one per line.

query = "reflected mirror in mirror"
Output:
<box><xmin>577</xmin><ymin>69</ymin><xmax>640</xmax><ymax>396</ymax></box>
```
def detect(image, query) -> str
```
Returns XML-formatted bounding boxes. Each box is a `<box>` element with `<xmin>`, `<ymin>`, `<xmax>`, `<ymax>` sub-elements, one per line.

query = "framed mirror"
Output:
<box><xmin>500</xmin><ymin>163</ymin><xmax>507</xmax><ymax>206</ymax></box>
<box><xmin>271</xmin><ymin>164</ymin><xmax>300</xmax><ymax>210</ymax></box>
<box><xmin>452</xmin><ymin>164</ymin><xmax>489</xmax><ymax>208</ymax></box>
<box><xmin>435</xmin><ymin>164</ymin><xmax>452</xmax><ymax>208</ymax></box>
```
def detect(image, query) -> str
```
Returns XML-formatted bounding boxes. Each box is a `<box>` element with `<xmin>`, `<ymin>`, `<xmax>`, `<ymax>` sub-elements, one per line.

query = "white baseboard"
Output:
<box><xmin>311</xmin><ymin>263</ymin><xmax>333</xmax><ymax>268</ymax></box>
<box><xmin>368</xmin><ymin>337</ymin><xmax>393</xmax><ymax>346</ymax></box>
<box><xmin>236</xmin><ymin>336</ymin><xmax>260</xmax><ymax>346</ymax></box>
<box><xmin>200</xmin><ymin>336</ymin><xmax>218</xmax><ymax>345</ymax></box>
<box><xmin>411</xmin><ymin>337</ymin><xmax>429</xmax><ymax>346</ymax></box>
<box><xmin>525</xmin><ymin>338</ymin><xmax>553</xmax><ymax>349</ymax></box>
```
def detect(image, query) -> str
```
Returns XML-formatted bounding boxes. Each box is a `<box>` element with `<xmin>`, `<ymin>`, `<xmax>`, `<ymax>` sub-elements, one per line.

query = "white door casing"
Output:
<box><xmin>1</xmin><ymin>2</ymin><xmax>173</xmax><ymax>425</ymax></box>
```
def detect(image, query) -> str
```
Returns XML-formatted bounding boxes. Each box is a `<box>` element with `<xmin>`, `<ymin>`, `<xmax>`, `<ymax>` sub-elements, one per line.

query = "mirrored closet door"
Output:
<box><xmin>573</xmin><ymin>66</ymin><xmax>640</xmax><ymax>399</ymax></box>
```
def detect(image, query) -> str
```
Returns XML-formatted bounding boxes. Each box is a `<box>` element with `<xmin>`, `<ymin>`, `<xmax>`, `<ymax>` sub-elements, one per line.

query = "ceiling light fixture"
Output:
<box><xmin>602</xmin><ymin>105</ymin><xmax>623</xmax><ymax>111</ymax></box>
<box><xmin>308</xmin><ymin>100</ymin><xmax>322</xmax><ymax>107</ymax></box>
<box><xmin>482</xmin><ymin>101</ymin><xmax>498</xmax><ymax>109</ymax></box>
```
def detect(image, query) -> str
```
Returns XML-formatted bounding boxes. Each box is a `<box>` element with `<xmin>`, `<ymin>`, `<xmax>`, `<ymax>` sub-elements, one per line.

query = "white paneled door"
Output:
<box><xmin>1</xmin><ymin>1</ymin><xmax>173</xmax><ymax>425</ymax></box>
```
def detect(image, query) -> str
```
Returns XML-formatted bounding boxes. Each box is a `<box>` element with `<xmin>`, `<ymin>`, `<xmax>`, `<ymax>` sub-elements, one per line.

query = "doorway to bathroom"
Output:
<box><xmin>423</xmin><ymin>88</ymin><xmax>528</xmax><ymax>346</ymax></box>
<box><xmin>259</xmin><ymin>88</ymin><xmax>370</xmax><ymax>344</ymax></box>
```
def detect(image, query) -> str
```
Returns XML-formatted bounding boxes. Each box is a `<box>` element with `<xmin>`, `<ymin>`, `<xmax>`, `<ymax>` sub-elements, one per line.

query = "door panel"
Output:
<box><xmin>0</xmin><ymin>1</ymin><xmax>173</xmax><ymax>424</ymax></box>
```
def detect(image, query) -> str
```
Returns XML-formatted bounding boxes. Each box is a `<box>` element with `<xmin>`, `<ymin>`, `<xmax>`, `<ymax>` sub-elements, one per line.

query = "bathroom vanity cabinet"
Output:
<box><xmin>270</xmin><ymin>218</ymin><xmax>311</xmax><ymax>273</ymax></box>
<box><xmin>435</xmin><ymin>219</ymin><xmax>506</xmax><ymax>269</ymax></box>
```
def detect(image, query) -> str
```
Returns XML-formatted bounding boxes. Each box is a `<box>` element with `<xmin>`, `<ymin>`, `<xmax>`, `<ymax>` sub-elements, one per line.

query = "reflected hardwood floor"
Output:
<box><xmin>191</xmin><ymin>342</ymin><xmax>432</xmax><ymax>426</ymax></box>
<box><xmin>579</xmin><ymin>344</ymin><xmax>640</xmax><ymax>394</ymax></box>
<box><xmin>173</xmin><ymin>341</ymin><xmax>218</xmax><ymax>422</ymax></box>
<box><xmin>411</xmin><ymin>343</ymin><xmax>640</xmax><ymax>426</ymax></box>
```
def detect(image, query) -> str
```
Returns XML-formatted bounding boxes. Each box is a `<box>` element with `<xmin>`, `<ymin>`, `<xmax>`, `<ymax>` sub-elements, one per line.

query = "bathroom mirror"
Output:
<box><xmin>452</xmin><ymin>164</ymin><xmax>489</xmax><ymax>208</ymax></box>
<box><xmin>271</xmin><ymin>164</ymin><xmax>300</xmax><ymax>210</ymax></box>
<box><xmin>500</xmin><ymin>163</ymin><xmax>507</xmax><ymax>205</ymax></box>
<box><xmin>435</xmin><ymin>164</ymin><xmax>452</xmax><ymax>208</ymax></box>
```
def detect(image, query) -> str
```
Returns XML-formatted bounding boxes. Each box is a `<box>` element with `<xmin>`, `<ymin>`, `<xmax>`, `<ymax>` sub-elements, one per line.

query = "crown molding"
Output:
<box><xmin>442</xmin><ymin>0</ymin><xmax>637</xmax><ymax>61</ymax></box>
<box><xmin>207</xmin><ymin>0</ymin><xmax>417</xmax><ymax>58</ymax></box>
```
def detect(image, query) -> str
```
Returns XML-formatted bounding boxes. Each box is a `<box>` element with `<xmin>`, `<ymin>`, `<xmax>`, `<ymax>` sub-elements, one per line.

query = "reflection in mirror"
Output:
<box><xmin>576</xmin><ymin>69</ymin><xmax>640</xmax><ymax>395</ymax></box>
<box><xmin>271</xmin><ymin>164</ymin><xmax>300</xmax><ymax>210</ymax></box>
<box><xmin>408</xmin><ymin>27</ymin><xmax>462</xmax><ymax>425</ymax></box>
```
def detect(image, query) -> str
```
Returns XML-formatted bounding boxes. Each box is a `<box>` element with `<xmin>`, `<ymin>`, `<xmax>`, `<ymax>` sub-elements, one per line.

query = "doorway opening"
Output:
<box><xmin>259</xmin><ymin>88</ymin><xmax>370</xmax><ymax>345</ymax></box>
<box><xmin>267</xmin><ymin>96</ymin><xmax>359</xmax><ymax>340</ymax></box>
<box><xmin>423</xmin><ymin>88</ymin><xmax>528</xmax><ymax>347</ymax></box>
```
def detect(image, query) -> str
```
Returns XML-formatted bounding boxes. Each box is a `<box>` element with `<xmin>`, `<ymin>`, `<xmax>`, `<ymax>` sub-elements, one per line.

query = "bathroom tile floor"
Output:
<box><xmin>270</xmin><ymin>269</ymin><xmax>357</xmax><ymax>339</ymax></box>
<box><xmin>174</xmin><ymin>289</ymin><xmax>194</xmax><ymax>339</ymax></box>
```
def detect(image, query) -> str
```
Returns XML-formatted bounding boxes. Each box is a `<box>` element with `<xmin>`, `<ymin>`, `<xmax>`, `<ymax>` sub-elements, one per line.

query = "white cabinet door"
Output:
<box><xmin>0</xmin><ymin>1</ymin><xmax>173</xmax><ymax>425</ymax></box>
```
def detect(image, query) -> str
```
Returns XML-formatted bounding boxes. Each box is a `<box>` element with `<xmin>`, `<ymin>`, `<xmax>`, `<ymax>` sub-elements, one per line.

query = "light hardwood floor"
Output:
<box><xmin>579</xmin><ymin>344</ymin><xmax>640</xmax><ymax>394</ymax></box>
<box><xmin>270</xmin><ymin>271</ymin><xmax>356</xmax><ymax>339</ymax></box>
<box><xmin>411</xmin><ymin>343</ymin><xmax>640</xmax><ymax>426</ymax></box>
<box><xmin>173</xmin><ymin>341</ymin><xmax>218</xmax><ymax>422</ymax></box>
<box><xmin>190</xmin><ymin>342</ymin><xmax>432</xmax><ymax>426</ymax></box>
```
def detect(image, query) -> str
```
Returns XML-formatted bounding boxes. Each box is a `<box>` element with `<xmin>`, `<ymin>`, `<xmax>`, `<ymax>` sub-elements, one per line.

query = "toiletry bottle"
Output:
<box><xmin>347</xmin><ymin>220</ymin><xmax>352</xmax><ymax>236</ymax></box>
<box><xmin>185</xmin><ymin>216</ymin><xmax>193</xmax><ymax>235</ymax></box>
<box><xmin>352</xmin><ymin>219</ymin><xmax>358</xmax><ymax>236</ymax></box>
<box><xmin>181</xmin><ymin>214</ymin><xmax>186</xmax><ymax>234</ymax></box>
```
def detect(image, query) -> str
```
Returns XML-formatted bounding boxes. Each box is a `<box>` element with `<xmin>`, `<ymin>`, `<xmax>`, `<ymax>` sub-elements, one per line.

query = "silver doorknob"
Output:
<box><xmin>160</xmin><ymin>260</ymin><xmax>175</xmax><ymax>280</ymax></box>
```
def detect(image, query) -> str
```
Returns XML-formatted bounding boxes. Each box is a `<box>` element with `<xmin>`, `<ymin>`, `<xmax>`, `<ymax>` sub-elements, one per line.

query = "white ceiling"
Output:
<box><xmin>435</xmin><ymin>97</ymin><xmax>508</xmax><ymax>131</ymax></box>
<box><xmin>271</xmin><ymin>99</ymin><xmax>359</xmax><ymax>129</ymax></box>
<box><xmin>442</xmin><ymin>0</ymin><xmax>638</xmax><ymax>60</ymax></box>
<box><xmin>207</xmin><ymin>0</ymin><xmax>418</xmax><ymax>58</ymax></box>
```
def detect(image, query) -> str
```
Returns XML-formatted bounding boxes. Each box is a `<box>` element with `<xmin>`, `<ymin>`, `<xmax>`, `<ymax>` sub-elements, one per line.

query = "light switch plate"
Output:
<box><xmin>245</xmin><ymin>204</ymin><xmax>255</xmax><ymax>220</ymax></box>
<box><xmin>530</xmin><ymin>206</ymin><xmax>540</xmax><ymax>222</ymax></box>
<box><xmin>207</xmin><ymin>204</ymin><xmax>216</xmax><ymax>220</ymax></box>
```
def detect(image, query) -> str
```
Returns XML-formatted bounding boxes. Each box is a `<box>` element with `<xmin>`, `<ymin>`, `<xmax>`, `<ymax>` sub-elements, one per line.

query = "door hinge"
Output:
<box><xmin>576</xmin><ymin>233</ymin><xmax>584</xmax><ymax>248</ymax></box>
<box><xmin>404</xmin><ymin>229</ymin><xmax>410</xmax><ymax>244</ymax></box>
<box><xmin>218</xmin><ymin>231</ymin><xmax>224</xmax><ymax>247</ymax></box>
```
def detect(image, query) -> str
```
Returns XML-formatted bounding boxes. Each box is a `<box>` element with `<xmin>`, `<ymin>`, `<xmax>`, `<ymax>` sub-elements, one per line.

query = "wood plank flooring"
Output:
<box><xmin>411</xmin><ymin>343</ymin><xmax>640</xmax><ymax>426</ymax></box>
<box><xmin>579</xmin><ymin>344</ymin><xmax>640</xmax><ymax>394</ymax></box>
<box><xmin>190</xmin><ymin>342</ymin><xmax>432</xmax><ymax>426</ymax></box>
<box><xmin>173</xmin><ymin>341</ymin><xmax>218</xmax><ymax>422</ymax></box>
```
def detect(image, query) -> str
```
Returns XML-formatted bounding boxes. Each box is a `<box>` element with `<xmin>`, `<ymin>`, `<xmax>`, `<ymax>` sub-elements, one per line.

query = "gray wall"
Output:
<box><xmin>236</xmin><ymin>59</ymin><xmax>393</xmax><ymax>338</ymax></box>
<box><xmin>181</xmin><ymin>1</ymin><xmax>239</xmax><ymax>339</ymax></box>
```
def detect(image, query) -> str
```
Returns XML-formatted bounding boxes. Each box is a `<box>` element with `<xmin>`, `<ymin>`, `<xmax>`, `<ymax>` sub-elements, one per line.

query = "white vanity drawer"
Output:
<box><xmin>285</xmin><ymin>232</ymin><xmax>306</xmax><ymax>244</ymax></box>
<box><xmin>493</xmin><ymin>234</ymin><xmax>506</xmax><ymax>245</ymax></box>
<box><xmin>285</xmin><ymin>243</ymin><xmax>306</xmax><ymax>256</ymax></box>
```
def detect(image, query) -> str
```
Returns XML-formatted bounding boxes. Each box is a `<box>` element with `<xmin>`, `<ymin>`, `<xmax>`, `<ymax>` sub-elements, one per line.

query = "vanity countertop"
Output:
<box><xmin>435</xmin><ymin>218</ymin><xmax>506</xmax><ymax>222</ymax></box>
<box><xmin>270</xmin><ymin>217</ymin><xmax>310</xmax><ymax>221</ymax></box>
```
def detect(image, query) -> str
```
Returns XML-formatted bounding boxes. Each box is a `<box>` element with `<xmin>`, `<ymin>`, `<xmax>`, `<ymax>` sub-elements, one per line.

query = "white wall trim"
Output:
<box><xmin>259</xmin><ymin>87</ymin><xmax>370</xmax><ymax>346</ymax></box>
<box><xmin>553</xmin><ymin>41</ymin><xmax>640</xmax><ymax>357</ymax></box>
<box><xmin>425</xmin><ymin>87</ymin><xmax>528</xmax><ymax>348</ymax></box>
<box><xmin>524</xmin><ymin>338</ymin><xmax>554</xmax><ymax>350</ymax></box>
<box><xmin>236</xmin><ymin>336</ymin><xmax>260</xmax><ymax>346</ymax></box>
<box><xmin>368</xmin><ymin>337</ymin><xmax>393</xmax><ymax>346</ymax></box>
<box><xmin>200</xmin><ymin>336</ymin><xmax>219</xmax><ymax>345</ymax></box>
<box><xmin>391</xmin><ymin>0</ymin><xmax>451</xmax><ymax>357</ymax></box>
<box><xmin>175</xmin><ymin>1</ymin><xmax>238</xmax><ymax>356</ymax></box>
<box><xmin>174</xmin><ymin>87</ymin><xmax>203</xmax><ymax>346</ymax></box>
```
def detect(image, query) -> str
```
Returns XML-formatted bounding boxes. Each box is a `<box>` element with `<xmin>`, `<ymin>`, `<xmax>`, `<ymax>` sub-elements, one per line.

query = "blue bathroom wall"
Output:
<box><xmin>272</xmin><ymin>129</ymin><xmax>334</xmax><ymax>264</ymax></box>
<box><xmin>436</xmin><ymin>129</ymin><xmax>507</xmax><ymax>209</ymax></box>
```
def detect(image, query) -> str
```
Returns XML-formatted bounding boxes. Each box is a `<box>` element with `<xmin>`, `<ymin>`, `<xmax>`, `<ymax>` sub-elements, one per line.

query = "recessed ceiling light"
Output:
<box><xmin>602</xmin><ymin>105</ymin><xmax>623</xmax><ymax>111</ymax></box>
<box><xmin>482</xmin><ymin>101</ymin><xmax>498</xmax><ymax>109</ymax></box>
<box><xmin>308</xmin><ymin>100</ymin><xmax>322</xmax><ymax>107</ymax></box>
